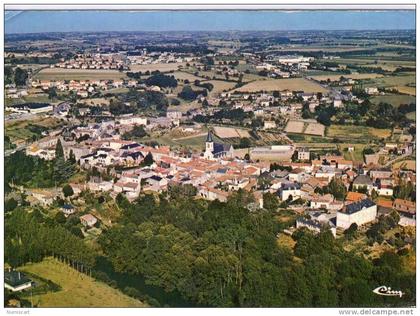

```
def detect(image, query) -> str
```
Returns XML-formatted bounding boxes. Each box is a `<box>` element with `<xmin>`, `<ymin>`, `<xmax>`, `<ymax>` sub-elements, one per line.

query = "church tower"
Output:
<box><xmin>204</xmin><ymin>131</ymin><xmax>214</xmax><ymax>159</ymax></box>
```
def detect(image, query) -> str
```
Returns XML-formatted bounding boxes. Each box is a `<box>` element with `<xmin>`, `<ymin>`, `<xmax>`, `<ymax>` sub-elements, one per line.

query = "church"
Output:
<box><xmin>204</xmin><ymin>131</ymin><xmax>234</xmax><ymax>160</ymax></box>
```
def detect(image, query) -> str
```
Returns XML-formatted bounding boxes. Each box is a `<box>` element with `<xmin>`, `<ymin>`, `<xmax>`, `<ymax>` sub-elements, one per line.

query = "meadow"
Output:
<box><xmin>18</xmin><ymin>257</ymin><xmax>145</xmax><ymax>307</ymax></box>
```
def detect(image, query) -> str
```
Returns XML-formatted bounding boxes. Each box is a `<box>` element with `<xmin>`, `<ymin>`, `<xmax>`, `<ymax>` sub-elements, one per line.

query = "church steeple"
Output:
<box><xmin>206</xmin><ymin>130</ymin><xmax>214</xmax><ymax>143</ymax></box>
<box><xmin>205</xmin><ymin>131</ymin><xmax>214</xmax><ymax>157</ymax></box>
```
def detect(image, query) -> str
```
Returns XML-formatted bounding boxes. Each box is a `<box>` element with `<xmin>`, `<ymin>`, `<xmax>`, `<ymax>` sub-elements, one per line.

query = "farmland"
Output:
<box><xmin>34</xmin><ymin>68</ymin><xmax>127</xmax><ymax>80</ymax></box>
<box><xmin>234</xmin><ymin>78</ymin><xmax>328</xmax><ymax>93</ymax></box>
<box><xmin>308</xmin><ymin>73</ymin><xmax>383</xmax><ymax>82</ymax></box>
<box><xmin>284</xmin><ymin>120</ymin><xmax>325</xmax><ymax>136</ymax></box>
<box><xmin>371</xmin><ymin>94</ymin><xmax>416</xmax><ymax>107</ymax></box>
<box><xmin>18</xmin><ymin>257</ymin><xmax>145</xmax><ymax>307</ymax></box>
<box><xmin>129</xmin><ymin>62</ymin><xmax>187</xmax><ymax>73</ymax></box>
<box><xmin>327</xmin><ymin>124</ymin><xmax>391</xmax><ymax>142</ymax></box>
<box><xmin>213</xmin><ymin>126</ymin><xmax>251</xmax><ymax>139</ymax></box>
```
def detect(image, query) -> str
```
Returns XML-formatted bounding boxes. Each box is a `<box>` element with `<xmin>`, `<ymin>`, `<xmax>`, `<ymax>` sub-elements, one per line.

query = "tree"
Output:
<box><xmin>48</xmin><ymin>87</ymin><xmax>58</xmax><ymax>100</ymax></box>
<box><xmin>55</xmin><ymin>139</ymin><xmax>64</xmax><ymax>159</ymax></box>
<box><xmin>239</xmin><ymin>137</ymin><xmax>251</xmax><ymax>148</ymax></box>
<box><xmin>263</xmin><ymin>192</ymin><xmax>279</xmax><ymax>213</ymax></box>
<box><xmin>344</xmin><ymin>223</ymin><xmax>358</xmax><ymax>240</ymax></box>
<box><xmin>14</xmin><ymin>67</ymin><xmax>28</xmax><ymax>86</ymax></box>
<box><xmin>62</xmin><ymin>184</ymin><xmax>74</xmax><ymax>198</ymax></box>
<box><xmin>327</xmin><ymin>178</ymin><xmax>347</xmax><ymax>200</ymax></box>
<box><xmin>5</xmin><ymin>198</ymin><xmax>18</xmax><ymax>212</ymax></box>
<box><xmin>142</xmin><ymin>152</ymin><xmax>154</xmax><ymax>166</ymax></box>
<box><xmin>145</xmin><ymin>73</ymin><xmax>177</xmax><ymax>88</ymax></box>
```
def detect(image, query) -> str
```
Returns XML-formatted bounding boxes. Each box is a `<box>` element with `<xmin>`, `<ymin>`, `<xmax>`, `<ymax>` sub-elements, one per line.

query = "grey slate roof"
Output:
<box><xmin>343</xmin><ymin>199</ymin><xmax>376</xmax><ymax>215</ymax></box>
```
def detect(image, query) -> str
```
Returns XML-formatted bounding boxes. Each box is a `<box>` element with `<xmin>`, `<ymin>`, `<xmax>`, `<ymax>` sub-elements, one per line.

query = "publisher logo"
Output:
<box><xmin>373</xmin><ymin>286</ymin><xmax>404</xmax><ymax>298</ymax></box>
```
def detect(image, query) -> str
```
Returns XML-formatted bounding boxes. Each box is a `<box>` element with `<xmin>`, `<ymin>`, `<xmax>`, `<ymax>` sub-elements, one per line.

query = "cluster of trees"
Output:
<box><xmin>194</xmin><ymin>79</ymin><xmax>214</xmax><ymax>92</ymax></box>
<box><xmin>194</xmin><ymin>108</ymin><xmax>253</xmax><ymax>124</ymax></box>
<box><xmin>5</xmin><ymin>141</ymin><xmax>76</xmax><ymax>192</ymax></box>
<box><xmin>5</xmin><ymin>66</ymin><xmax>28</xmax><ymax>86</ymax></box>
<box><xmin>314</xmin><ymin>99</ymin><xmax>412</xmax><ymax>129</ymax></box>
<box><xmin>5</xmin><ymin>208</ymin><xmax>95</xmax><ymax>268</ymax></box>
<box><xmin>121</xmin><ymin>125</ymin><xmax>148</xmax><ymax>140</ymax></box>
<box><xmin>314</xmin><ymin>178</ymin><xmax>347</xmax><ymax>200</ymax></box>
<box><xmin>178</xmin><ymin>85</ymin><xmax>207</xmax><ymax>101</ymax></box>
<box><xmin>116</xmin><ymin>89</ymin><xmax>169</xmax><ymax>113</ymax></box>
<box><xmin>145</xmin><ymin>73</ymin><xmax>178</xmax><ymax>88</ymax></box>
<box><xmin>96</xmin><ymin>189</ymin><xmax>415</xmax><ymax>307</ymax></box>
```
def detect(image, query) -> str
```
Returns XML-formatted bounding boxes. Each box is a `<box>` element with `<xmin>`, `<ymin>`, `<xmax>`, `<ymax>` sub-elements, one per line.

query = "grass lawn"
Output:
<box><xmin>18</xmin><ymin>257</ymin><xmax>146</xmax><ymax>307</ymax></box>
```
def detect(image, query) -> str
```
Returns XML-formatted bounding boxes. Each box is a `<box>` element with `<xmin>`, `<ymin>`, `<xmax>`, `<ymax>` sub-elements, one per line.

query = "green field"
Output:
<box><xmin>364</xmin><ymin>74</ymin><xmax>415</xmax><ymax>89</ymax></box>
<box><xmin>406</xmin><ymin>112</ymin><xmax>416</xmax><ymax>120</ymax></box>
<box><xmin>371</xmin><ymin>94</ymin><xmax>416</xmax><ymax>107</ymax></box>
<box><xmin>327</xmin><ymin>124</ymin><xmax>391</xmax><ymax>142</ymax></box>
<box><xmin>144</xmin><ymin>133</ymin><xmax>207</xmax><ymax>151</ymax></box>
<box><xmin>18</xmin><ymin>257</ymin><xmax>146</xmax><ymax>307</ymax></box>
<box><xmin>6</xmin><ymin>116</ymin><xmax>63</xmax><ymax>144</ymax></box>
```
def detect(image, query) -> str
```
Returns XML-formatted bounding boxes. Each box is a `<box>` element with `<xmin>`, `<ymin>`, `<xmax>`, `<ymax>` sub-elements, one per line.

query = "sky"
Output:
<box><xmin>5</xmin><ymin>10</ymin><xmax>416</xmax><ymax>34</ymax></box>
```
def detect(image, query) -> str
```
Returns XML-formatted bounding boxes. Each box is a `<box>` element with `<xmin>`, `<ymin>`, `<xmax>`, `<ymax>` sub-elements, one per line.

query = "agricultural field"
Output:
<box><xmin>213</xmin><ymin>126</ymin><xmax>251</xmax><ymax>139</ymax></box>
<box><xmin>304</xmin><ymin>123</ymin><xmax>325</xmax><ymax>136</ymax></box>
<box><xmin>34</xmin><ymin>68</ymin><xmax>127</xmax><ymax>80</ymax></box>
<box><xmin>129</xmin><ymin>62</ymin><xmax>187</xmax><ymax>73</ymax></box>
<box><xmin>18</xmin><ymin>257</ymin><xmax>145</xmax><ymax>307</ymax></box>
<box><xmin>308</xmin><ymin>73</ymin><xmax>383</xmax><ymax>82</ymax></box>
<box><xmin>284</xmin><ymin>120</ymin><xmax>304</xmax><ymax>134</ymax></box>
<box><xmin>206</xmin><ymin>80</ymin><xmax>237</xmax><ymax>96</ymax></box>
<box><xmin>338</xmin><ymin>143</ymin><xmax>367</xmax><ymax>162</ymax></box>
<box><xmin>327</xmin><ymin>124</ymin><xmax>391</xmax><ymax>142</ymax></box>
<box><xmin>172</xmin><ymin>71</ymin><xmax>205</xmax><ymax>82</ymax></box>
<box><xmin>393</xmin><ymin>159</ymin><xmax>416</xmax><ymax>171</ymax></box>
<box><xmin>364</xmin><ymin>74</ymin><xmax>415</xmax><ymax>89</ymax></box>
<box><xmin>6</xmin><ymin>116</ymin><xmax>63</xmax><ymax>144</ymax></box>
<box><xmin>392</xmin><ymin>86</ymin><xmax>416</xmax><ymax>96</ymax></box>
<box><xmin>371</xmin><ymin>94</ymin><xmax>416</xmax><ymax>107</ymax></box>
<box><xmin>234</xmin><ymin>78</ymin><xmax>328</xmax><ymax>93</ymax></box>
<box><xmin>406</xmin><ymin>112</ymin><xmax>416</xmax><ymax>121</ymax></box>
<box><xmin>284</xmin><ymin>120</ymin><xmax>324</xmax><ymax>136</ymax></box>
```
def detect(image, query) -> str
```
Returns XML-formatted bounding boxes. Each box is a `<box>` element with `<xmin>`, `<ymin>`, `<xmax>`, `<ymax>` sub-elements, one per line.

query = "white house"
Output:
<box><xmin>336</xmin><ymin>199</ymin><xmax>377</xmax><ymax>229</ymax></box>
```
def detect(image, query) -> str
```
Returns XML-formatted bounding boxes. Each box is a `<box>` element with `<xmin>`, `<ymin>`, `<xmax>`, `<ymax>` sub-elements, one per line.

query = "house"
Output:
<box><xmin>296</xmin><ymin>213</ymin><xmax>337</xmax><ymax>237</ymax></box>
<box><xmin>62</xmin><ymin>204</ymin><xmax>76</xmax><ymax>216</ymax></box>
<box><xmin>263</xmin><ymin>121</ymin><xmax>276</xmax><ymax>130</ymax></box>
<box><xmin>352</xmin><ymin>175</ymin><xmax>374</xmax><ymax>193</ymax></box>
<box><xmin>336</xmin><ymin>199</ymin><xmax>377</xmax><ymax>229</ymax></box>
<box><xmin>80</xmin><ymin>214</ymin><xmax>98</xmax><ymax>227</ymax></box>
<box><xmin>4</xmin><ymin>271</ymin><xmax>32</xmax><ymax>292</ymax></box>
<box><xmin>393</xmin><ymin>199</ymin><xmax>416</xmax><ymax>216</ymax></box>
<box><xmin>198</xmin><ymin>186</ymin><xmax>229</xmax><ymax>202</ymax></box>
<box><xmin>310</xmin><ymin>194</ymin><xmax>334</xmax><ymax>209</ymax></box>
<box><xmin>277</xmin><ymin>183</ymin><xmax>302</xmax><ymax>201</ymax></box>
<box><xmin>297</xmin><ymin>147</ymin><xmax>310</xmax><ymax>161</ymax></box>
<box><xmin>345</xmin><ymin>191</ymin><xmax>367</xmax><ymax>203</ymax></box>
<box><xmin>204</xmin><ymin>131</ymin><xmax>234</xmax><ymax>160</ymax></box>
